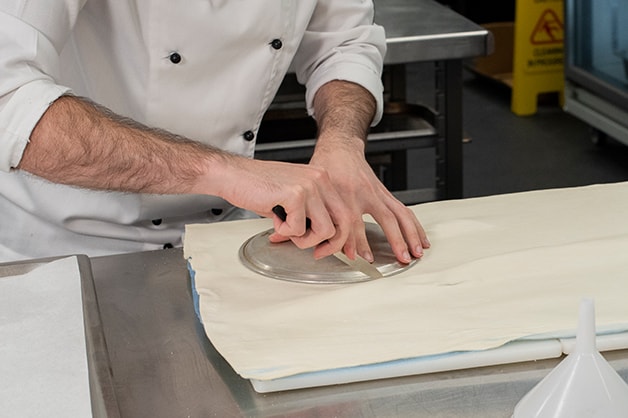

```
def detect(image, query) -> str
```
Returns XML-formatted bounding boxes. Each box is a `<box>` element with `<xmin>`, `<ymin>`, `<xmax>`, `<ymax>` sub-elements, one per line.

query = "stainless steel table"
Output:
<box><xmin>90</xmin><ymin>248</ymin><xmax>628</xmax><ymax>417</ymax></box>
<box><xmin>256</xmin><ymin>0</ymin><xmax>492</xmax><ymax>203</ymax></box>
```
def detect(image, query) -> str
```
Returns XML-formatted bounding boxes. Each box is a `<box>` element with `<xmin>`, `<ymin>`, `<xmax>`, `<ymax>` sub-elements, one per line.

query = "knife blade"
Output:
<box><xmin>271</xmin><ymin>205</ymin><xmax>384</xmax><ymax>279</ymax></box>
<box><xmin>331</xmin><ymin>251</ymin><xmax>384</xmax><ymax>279</ymax></box>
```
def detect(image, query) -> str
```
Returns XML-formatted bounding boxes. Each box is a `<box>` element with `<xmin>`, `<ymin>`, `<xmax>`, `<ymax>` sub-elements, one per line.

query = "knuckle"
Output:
<box><xmin>288</xmin><ymin>183</ymin><xmax>307</xmax><ymax>201</ymax></box>
<box><xmin>309</xmin><ymin>166</ymin><xmax>330</xmax><ymax>183</ymax></box>
<box><xmin>320</xmin><ymin>224</ymin><xmax>337</xmax><ymax>241</ymax></box>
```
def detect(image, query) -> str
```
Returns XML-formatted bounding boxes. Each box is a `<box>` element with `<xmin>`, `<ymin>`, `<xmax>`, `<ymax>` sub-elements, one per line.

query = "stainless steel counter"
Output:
<box><xmin>90</xmin><ymin>248</ymin><xmax>628</xmax><ymax>417</ymax></box>
<box><xmin>376</xmin><ymin>0</ymin><xmax>491</xmax><ymax>64</ymax></box>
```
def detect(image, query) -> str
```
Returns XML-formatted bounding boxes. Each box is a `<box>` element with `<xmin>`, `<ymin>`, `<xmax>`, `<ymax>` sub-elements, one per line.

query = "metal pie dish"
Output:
<box><xmin>239</xmin><ymin>222</ymin><xmax>417</xmax><ymax>284</ymax></box>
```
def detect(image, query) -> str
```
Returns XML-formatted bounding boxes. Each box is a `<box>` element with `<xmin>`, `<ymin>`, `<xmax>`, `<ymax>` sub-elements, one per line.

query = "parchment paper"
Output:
<box><xmin>0</xmin><ymin>256</ymin><xmax>92</xmax><ymax>417</ymax></box>
<box><xmin>184</xmin><ymin>183</ymin><xmax>628</xmax><ymax>381</ymax></box>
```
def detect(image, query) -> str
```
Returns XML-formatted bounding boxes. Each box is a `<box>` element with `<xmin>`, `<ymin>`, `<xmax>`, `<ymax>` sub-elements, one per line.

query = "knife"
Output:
<box><xmin>272</xmin><ymin>205</ymin><xmax>384</xmax><ymax>279</ymax></box>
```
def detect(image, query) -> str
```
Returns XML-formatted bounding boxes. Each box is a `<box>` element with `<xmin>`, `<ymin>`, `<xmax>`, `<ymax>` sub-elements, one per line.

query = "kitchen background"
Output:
<box><xmin>406</xmin><ymin>62</ymin><xmax>628</xmax><ymax>198</ymax></box>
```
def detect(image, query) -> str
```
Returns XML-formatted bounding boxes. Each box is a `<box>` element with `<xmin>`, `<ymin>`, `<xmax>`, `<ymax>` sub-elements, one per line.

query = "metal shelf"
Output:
<box><xmin>255</xmin><ymin>102</ymin><xmax>439</xmax><ymax>204</ymax></box>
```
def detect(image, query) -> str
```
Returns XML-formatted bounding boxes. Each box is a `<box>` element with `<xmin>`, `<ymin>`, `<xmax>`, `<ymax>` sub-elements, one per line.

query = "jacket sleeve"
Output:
<box><xmin>291</xmin><ymin>0</ymin><xmax>386</xmax><ymax>126</ymax></box>
<box><xmin>0</xmin><ymin>2</ymin><xmax>83</xmax><ymax>171</ymax></box>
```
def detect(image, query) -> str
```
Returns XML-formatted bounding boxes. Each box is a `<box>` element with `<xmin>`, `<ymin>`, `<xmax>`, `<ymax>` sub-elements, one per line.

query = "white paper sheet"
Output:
<box><xmin>0</xmin><ymin>256</ymin><xmax>92</xmax><ymax>417</ymax></box>
<box><xmin>185</xmin><ymin>182</ymin><xmax>628</xmax><ymax>381</ymax></box>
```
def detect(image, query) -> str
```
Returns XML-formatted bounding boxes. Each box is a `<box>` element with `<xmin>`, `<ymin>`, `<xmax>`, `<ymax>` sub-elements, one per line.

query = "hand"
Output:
<box><xmin>213</xmin><ymin>157</ymin><xmax>353</xmax><ymax>257</ymax></box>
<box><xmin>306</xmin><ymin>133</ymin><xmax>430</xmax><ymax>264</ymax></box>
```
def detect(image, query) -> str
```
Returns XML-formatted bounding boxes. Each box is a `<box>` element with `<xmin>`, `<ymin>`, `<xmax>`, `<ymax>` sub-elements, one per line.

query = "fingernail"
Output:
<box><xmin>402</xmin><ymin>250</ymin><xmax>412</xmax><ymax>263</ymax></box>
<box><xmin>362</xmin><ymin>251</ymin><xmax>374</xmax><ymax>263</ymax></box>
<box><xmin>415</xmin><ymin>246</ymin><xmax>424</xmax><ymax>257</ymax></box>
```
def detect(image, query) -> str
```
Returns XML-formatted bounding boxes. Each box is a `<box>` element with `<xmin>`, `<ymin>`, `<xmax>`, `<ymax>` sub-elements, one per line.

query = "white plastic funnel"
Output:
<box><xmin>513</xmin><ymin>298</ymin><xmax>628</xmax><ymax>417</ymax></box>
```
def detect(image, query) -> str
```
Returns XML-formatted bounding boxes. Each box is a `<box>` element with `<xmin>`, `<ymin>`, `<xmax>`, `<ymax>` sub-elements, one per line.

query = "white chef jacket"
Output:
<box><xmin>0</xmin><ymin>0</ymin><xmax>386</xmax><ymax>262</ymax></box>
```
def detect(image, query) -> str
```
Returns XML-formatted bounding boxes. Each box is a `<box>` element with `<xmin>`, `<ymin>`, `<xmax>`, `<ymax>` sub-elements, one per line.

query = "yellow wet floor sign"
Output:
<box><xmin>511</xmin><ymin>0</ymin><xmax>565</xmax><ymax>115</ymax></box>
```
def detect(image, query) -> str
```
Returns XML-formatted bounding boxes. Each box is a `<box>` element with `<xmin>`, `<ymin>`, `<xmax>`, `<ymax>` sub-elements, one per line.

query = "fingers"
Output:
<box><xmin>370</xmin><ymin>195</ymin><xmax>430</xmax><ymax>264</ymax></box>
<box><xmin>270</xmin><ymin>216</ymin><xmax>348</xmax><ymax>260</ymax></box>
<box><xmin>352</xmin><ymin>219</ymin><xmax>372</xmax><ymax>262</ymax></box>
<box><xmin>267</xmin><ymin>171</ymin><xmax>350</xmax><ymax>254</ymax></box>
<box><xmin>270</xmin><ymin>224</ymin><xmax>349</xmax><ymax>260</ymax></box>
<box><xmin>247</xmin><ymin>159</ymin><xmax>430</xmax><ymax>264</ymax></box>
<box><xmin>269</xmin><ymin>197</ymin><xmax>429</xmax><ymax>265</ymax></box>
<box><xmin>267</xmin><ymin>185</ymin><xmax>430</xmax><ymax>265</ymax></box>
<box><xmin>271</xmin><ymin>204</ymin><xmax>310</xmax><ymax>237</ymax></box>
<box><xmin>270</xmin><ymin>206</ymin><xmax>335</xmax><ymax>251</ymax></box>
<box><xmin>269</xmin><ymin>202</ymin><xmax>351</xmax><ymax>261</ymax></box>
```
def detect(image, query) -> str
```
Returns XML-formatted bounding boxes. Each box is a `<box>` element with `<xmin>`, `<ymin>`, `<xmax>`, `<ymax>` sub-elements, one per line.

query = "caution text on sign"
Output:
<box><xmin>519</xmin><ymin>1</ymin><xmax>564</xmax><ymax>73</ymax></box>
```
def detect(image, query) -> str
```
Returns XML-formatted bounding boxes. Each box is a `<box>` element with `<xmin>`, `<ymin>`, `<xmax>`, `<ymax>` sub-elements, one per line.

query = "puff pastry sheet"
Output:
<box><xmin>184</xmin><ymin>183</ymin><xmax>628</xmax><ymax>381</ymax></box>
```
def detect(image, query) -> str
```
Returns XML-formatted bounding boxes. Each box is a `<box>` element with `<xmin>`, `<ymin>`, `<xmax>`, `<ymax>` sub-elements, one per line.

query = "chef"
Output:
<box><xmin>0</xmin><ymin>1</ymin><xmax>430</xmax><ymax>263</ymax></box>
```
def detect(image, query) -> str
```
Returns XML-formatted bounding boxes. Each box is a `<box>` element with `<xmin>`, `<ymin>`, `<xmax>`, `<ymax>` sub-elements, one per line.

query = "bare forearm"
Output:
<box><xmin>18</xmin><ymin>94</ymin><xmax>350</xmax><ymax>241</ymax></box>
<box><xmin>19</xmin><ymin>95</ymin><xmax>228</xmax><ymax>195</ymax></box>
<box><xmin>312</xmin><ymin>80</ymin><xmax>376</xmax><ymax>148</ymax></box>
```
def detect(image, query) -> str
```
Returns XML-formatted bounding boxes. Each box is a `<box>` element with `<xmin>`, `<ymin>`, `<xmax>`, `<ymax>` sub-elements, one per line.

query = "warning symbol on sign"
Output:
<box><xmin>530</xmin><ymin>9</ymin><xmax>564</xmax><ymax>45</ymax></box>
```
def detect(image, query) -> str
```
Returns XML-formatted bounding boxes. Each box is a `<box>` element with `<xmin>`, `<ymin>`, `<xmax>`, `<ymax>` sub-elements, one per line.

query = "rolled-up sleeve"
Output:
<box><xmin>0</xmin><ymin>4</ymin><xmax>79</xmax><ymax>171</ymax></box>
<box><xmin>292</xmin><ymin>0</ymin><xmax>386</xmax><ymax>126</ymax></box>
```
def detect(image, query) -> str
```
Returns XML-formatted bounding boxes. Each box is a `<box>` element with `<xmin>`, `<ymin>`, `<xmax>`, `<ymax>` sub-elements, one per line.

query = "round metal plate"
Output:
<box><xmin>239</xmin><ymin>222</ymin><xmax>417</xmax><ymax>284</ymax></box>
